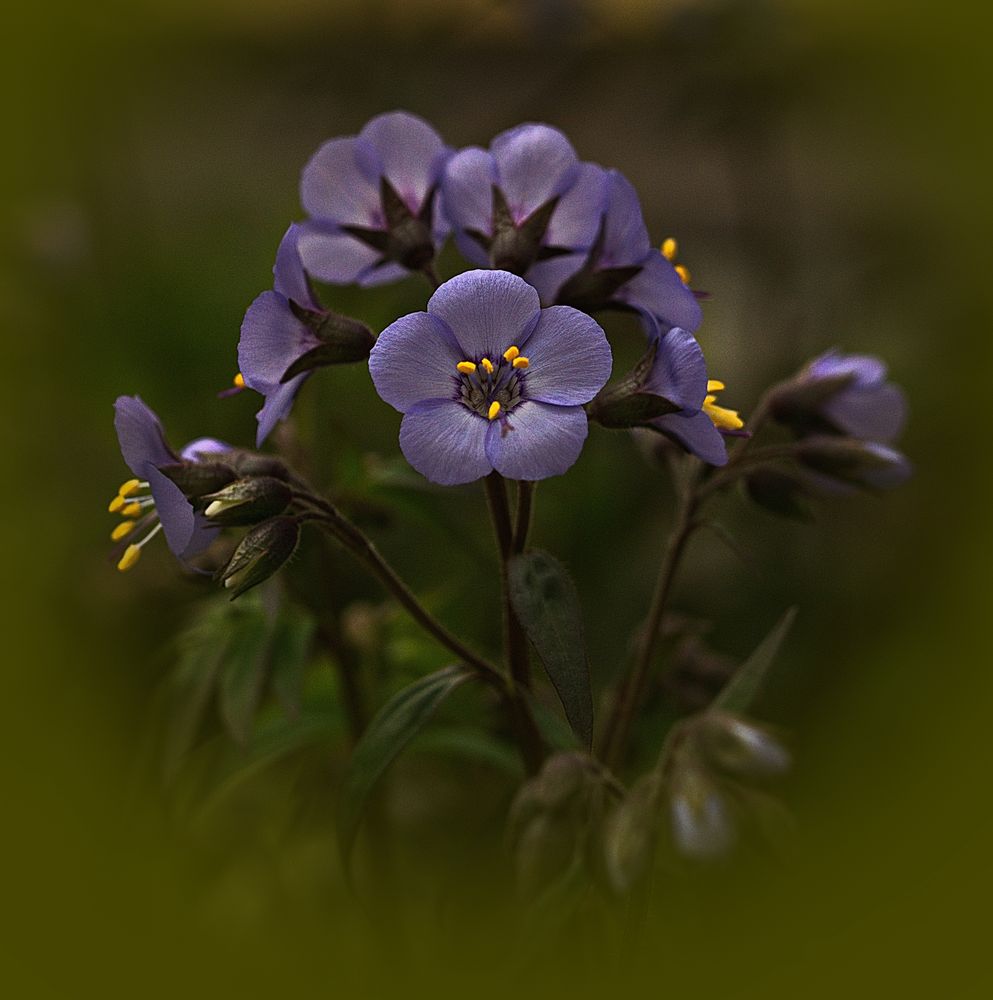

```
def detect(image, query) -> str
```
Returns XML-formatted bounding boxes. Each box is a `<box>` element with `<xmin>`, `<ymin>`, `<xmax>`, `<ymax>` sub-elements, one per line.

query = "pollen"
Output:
<box><xmin>512</xmin><ymin>356</ymin><xmax>529</xmax><ymax>370</ymax></box>
<box><xmin>480</xmin><ymin>357</ymin><xmax>495</xmax><ymax>375</ymax></box>
<box><xmin>118</xmin><ymin>478</ymin><xmax>142</xmax><ymax>497</ymax></box>
<box><xmin>487</xmin><ymin>401</ymin><xmax>502</xmax><ymax>420</ymax></box>
<box><xmin>707</xmin><ymin>380</ymin><xmax>725</xmax><ymax>392</ymax></box>
<box><xmin>702</xmin><ymin>380</ymin><xmax>744</xmax><ymax>431</ymax></box>
<box><xmin>233</xmin><ymin>372</ymin><xmax>246</xmax><ymax>389</ymax></box>
<box><xmin>661</xmin><ymin>237</ymin><xmax>678</xmax><ymax>261</ymax></box>
<box><xmin>117</xmin><ymin>544</ymin><xmax>142</xmax><ymax>573</ymax></box>
<box><xmin>121</xmin><ymin>502</ymin><xmax>144</xmax><ymax>518</ymax></box>
<box><xmin>111</xmin><ymin>521</ymin><xmax>137</xmax><ymax>542</ymax></box>
<box><xmin>503</xmin><ymin>345</ymin><xmax>520</xmax><ymax>362</ymax></box>
<box><xmin>108</xmin><ymin>494</ymin><xmax>126</xmax><ymax>513</ymax></box>
<box><xmin>457</xmin><ymin>361</ymin><xmax>477</xmax><ymax>375</ymax></box>
<box><xmin>675</xmin><ymin>264</ymin><xmax>691</xmax><ymax>285</ymax></box>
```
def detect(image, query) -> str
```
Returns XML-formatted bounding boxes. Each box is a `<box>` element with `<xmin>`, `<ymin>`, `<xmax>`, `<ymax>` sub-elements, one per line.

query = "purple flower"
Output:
<box><xmin>368</xmin><ymin>270</ymin><xmax>612</xmax><ymax>485</ymax></box>
<box><xmin>644</xmin><ymin>328</ymin><xmax>730</xmax><ymax>466</ymax></box>
<box><xmin>297</xmin><ymin>111</ymin><xmax>451</xmax><ymax>286</ymax></box>
<box><xmin>109</xmin><ymin>396</ymin><xmax>230</xmax><ymax>571</ymax></box>
<box><xmin>239</xmin><ymin>224</ymin><xmax>374</xmax><ymax>446</ymax></box>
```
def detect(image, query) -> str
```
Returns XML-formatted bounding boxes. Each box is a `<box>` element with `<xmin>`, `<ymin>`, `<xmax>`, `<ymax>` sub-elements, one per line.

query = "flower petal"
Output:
<box><xmin>825</xmin><ymin>384</ymin><xmax>908</xmax><ymax>443</ymax></box>
<box><xmin>356</xmin><ymin>260</ymin><xmax>409</xmax><ymax>287</ymax></box>
<box><xmin>443</xmin><ymin>146</ymin><xmax>497</xmax><ymax>239</ymax></box>
<box><xmin>486</xmin><ymin>401</ymin><xmax>589</xmax><ymax>481</ymax></box>
<box><xmin>300</xmin><ymin>136</ymin><xmax>382</xmax><ymax>227</ymax></box>
<box><xmin>255</xmin><ymin>375</ymin><xmax>308</xmax><ymax>447</ymax></box>
<box><xmin>238</xmin><ymin>290</ymin><xmax>319</xmax><ymax>388</ymax></box>
<box><xmin>399</xmin><ymin>399</ymin><xmax>493</xmax><ymax>485</ymax></box>
<box><xmin>642</xmin><ymin>327</ymin><xmax>708</xmax><ymax>411</ymax></box>
<box><xmin>544</xmin><ymin>161</ymin><xmax>608</xmax><ymax>250</ymax></box>
<box><xmin>114</xmin><ymin>396</ymin><xmax>177</xmax><ymax>478</ymax></box>
<box><xmin>520</xmin><ymin>306</ymin><xmax>612</xmax><ymax>405</ymax></box>
<box><xmin>491</xmin><ymin>124</ymin><xmax>579</xmax><ymax>224</ymax></box>
<box><xmin>598</xmin><ymin>170</ymin><xmax>650</xmax><ymax>267</ymax></box>
<box><xmin>273</xmin><ymin>223</ymin><xmax>319</xmax><ymax>308</ymax></box>
<box><xmin>525</xmin><ymin>252</ymin><xmax>588</xmax><ymax>306</ymax></box>
<box><xmin>296</xmin><ymin>223</ymin><xmax>384</xmax><ymax>285</ymax></box>
<box><xmin>369</xmin><ymin>312</ymin><xmax>464</xmax><ymax>413</ymax></box>
<box><xmin>427</xmin><ymin>269</ymin><xmax>539</xmax><ymax>358</ymax></box>
<box><xmin>357</xmin><ymin>111</ymin><xmax>448</xmax><ymax>213</ymax></box>
<box><xmin>146</xmin><ymin>465</ymin><xmax>198</xmax><ymax>557</ymax></box>
<box><xmin>615</xmin><ymin>250</ymin><xmax>703</xmax><ymax>335</ymax></box>
<box><xmin>180</xmin><ymin>438</ymin><xmax>230</xmax><ymax>462</ymax></box>
<box><xmin>652</xmin><ymin>410</ymin><xmax>728</xmax><ymax>466</ymax></box>
<box><xmin>809</xmin><ymin>350</ymin><xmax>887</xmax><ymax>385</ymax></box>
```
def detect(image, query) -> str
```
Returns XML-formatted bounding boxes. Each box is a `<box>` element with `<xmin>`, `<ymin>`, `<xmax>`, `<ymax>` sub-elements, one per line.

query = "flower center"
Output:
<box><xmin>107</xmin><ymin>478</ymin><xmax>162</xmax><ymax>571</ymax></box>
<box><xmin>702</xmin><ymin>380</ymin><xmax>744</xmax><ymax>431</ymax></box>
<box><xmin>454</xmin><ymin>345</ymin><xmax>531</xmax><ymax>420</ymax></box>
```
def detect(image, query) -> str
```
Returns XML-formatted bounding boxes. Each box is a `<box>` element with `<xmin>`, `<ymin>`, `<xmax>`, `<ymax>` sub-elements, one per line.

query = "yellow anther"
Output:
<box><xmin>233</xmin><ymin>372</ymin><xmax>246</xmax><ymax>389</ymax></box>
<box><xmin>121</xmin><ymin>502</ymin><xmax>144</xmax><ymax>518</ymax></box>
<box><xmin>675</xmin><ymin>264</ymin><xmax>691</xmax><ymax>285</ymax></box>
<box><xmin>117</xmin><ymin>544</ymin><xmax>142</xmax><ymax>573</ymax></box>
<box><xmin>707</xmin><ymin>380</ymin><xmax>725</xmax><ymax>393</ymax></box>
<box><xmin>111</xmin><ymin>521</ymin><xmax>137</xmax><ymax>542</ymax></box>
<box><xmin>457</xmin><ymin>361</ymin><xmax>477</xmax><ymax>375</ymax></box>
<box><xmin>661</xmin><ymin>237</ymin><xmax>678</xmax><ymax>261</ymax></box>
<box><xmin>503</xmin><ymin>345</ymin><xmax>520</xmax><ymax>362</ymax></box>
<box><xmin>487</xmin><ymin>401</ymin><xmax>502</xmax><ymax>420</ymax></box>
<box><xmin>108</xmin><ymin>494</ymin><xmax>126</xmax><ymax>513</ymax></box>
<box><xmin>118</xmin><ymin>478</ymin><xmax>142</xmax><ymax>497</ymax></box>
<box><xmin>512</xmin><ymin>356</ymin><xmax>530</xmax><ymax>370</ymax></box>
<box><xmin>480</xmin><ymin>357</ymin><xmax>495</xmax><ymax>375</ymax></box>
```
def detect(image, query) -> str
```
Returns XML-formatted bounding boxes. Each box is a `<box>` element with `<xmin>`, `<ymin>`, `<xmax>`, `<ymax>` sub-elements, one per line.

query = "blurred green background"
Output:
<box><xmin>4</xmin><ymin>0</ymin><xmax>991</xmax><ymax>995</ymax></box>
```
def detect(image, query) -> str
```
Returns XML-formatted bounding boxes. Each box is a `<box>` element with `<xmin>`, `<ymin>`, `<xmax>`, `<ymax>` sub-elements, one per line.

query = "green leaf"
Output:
<box><xmin>268</xmin><ymin>611</ymin><xmax>316</xmax><ymax>719</ymax></box>
<box><xmin>218</xmin><ymin>607</ymin><xmax>273</xmax><ymax>745</ymax></box>
<box><xmin>337</xmin><ymin>665</ymin><xmax>473</xmax><ymax>864</ymax></box>
<box><xmin>714</xmin><ymin>607</ymin><xmax>797</xmax><ymax>714</ymax></box>
<box><xmin>508</xmin><ymin>550</ymin><xmax>593</xmax><ymax>749</ymax></box>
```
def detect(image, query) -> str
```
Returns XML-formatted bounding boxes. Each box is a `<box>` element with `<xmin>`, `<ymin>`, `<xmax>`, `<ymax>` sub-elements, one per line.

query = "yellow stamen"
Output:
<box><xmin>111</xmin><ymin>521</ymin><xmax>137</xmax><ymax>542</ymax></box>
<box><xmin>702</xmin><ymin>379</ymin><xmax>745</xmax><ymax>431</ymax></box>
<box><xmin>118</xmin><ymin>478</ymin><xmax>142</xmax><ymax>497</ymax></box>
<box><xmin>108</xmin><ymin>494</ymin><xmax>126</xmax><ymax>513</ymax></box>
<box><xmin>457</xmin><ymin>361</ymin><xmax>477</xmax><ymax>375</ymax></box>
<box><xmin>512</xmin><ymin>356</ymin><xmax>530</xmax><ymax>370</ymax></box>
<box><xmin>480</xmin><ymin>357</ymin><xmax>494</xmax><ymax>375</ymax></box>
<box><xmin>233</xmin><ymin>372</ymin><xmax>246</xmax><ymax>389</ymax></box>
<box><xmin>675</xmin><ymin>264</ymin><xmax>691</xmax><ymax>285</ymax></box>
<box><xmin>503</xmin><ymin>345</ymin><xmax>520</xmax><ymax>362</ymax></box>
<box><xmin>661</xmin><ymin>237</ymin><xmax>678</xmax><ymax>261</ymax></box>
<box><xmin>121</xmin><ymin>502</ymin><xmax>144</xmax><ymax>518</ymax></box>
<box><xmin>117</xmin><ymin>544</ymin><xmax>142</xmax><ymax>573</ymax></box>
<box><xmin>487</xmin><ymin>401</ymin><xmax>501</xmax><ymax>420</ymax></box>
<box><xmin>707</xmin><ymin>380</ymin><xmax>725</xmax><ymax>392</ymax></box>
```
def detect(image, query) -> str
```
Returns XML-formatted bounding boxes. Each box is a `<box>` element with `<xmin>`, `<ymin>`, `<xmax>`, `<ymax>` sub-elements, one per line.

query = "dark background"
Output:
<box><xmin>4</xmin><ymin>0</ymin><xmax>991</xmax><ymax>995</ymax></box>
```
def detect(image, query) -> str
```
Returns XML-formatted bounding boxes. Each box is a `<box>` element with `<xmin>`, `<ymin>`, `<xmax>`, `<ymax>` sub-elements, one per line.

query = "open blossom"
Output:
<box><xmin>108</xmin><ymin>397</ymin><xmax>230</xmax><ymax>572</ymax></box>
<box><xmin>369</xmin><ymin>269</ymin><xmax>612</xmax><ymax>485</ymax></box>
<box><xmin>643</xmin><ymin>328</ymin><xmax>741</xmax><ymax>466</ymax></box>
<box><xmin>238</xmin><ymin>224</ymin><xmax>374</xmax><ymax>446</ymax></box>
<box><xmin>297</xmin><ymin>110</ymin><xmax>451</xmax><ymax>286</ymax></box>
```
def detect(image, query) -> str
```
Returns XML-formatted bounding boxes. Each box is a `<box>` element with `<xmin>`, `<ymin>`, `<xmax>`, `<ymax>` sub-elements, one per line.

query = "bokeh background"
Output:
<box><xmin>4</xmin><ymin>0</ymin><xmax>991</xmax><ymax>995</ymax></box>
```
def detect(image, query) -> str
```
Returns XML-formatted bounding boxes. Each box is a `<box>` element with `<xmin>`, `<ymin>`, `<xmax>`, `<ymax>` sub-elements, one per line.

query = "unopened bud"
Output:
<box><xmin>768</xmin><ymin>371</ymin><xmax>854</xmax><ymax>433</ymax></box>
<box><xmin>796</xmin><ymin>436</ymin><xmax>911</xmax><ymax>491</ymax></box>
<box><xmin>203</xmin><ymin>476</ymin><xmax>292</xmax><ymax>526</ymax></box>
<box><xmin>589</xmin><ymin>342</ymin><xmax>681</xmax><ymax>429</ymax></box>
<box><xmin>603</xmin><ymin>771</ymin><xmax>665</xmax><ymax>893</ymax></box>
<box><xmin>226</xmin><ymin>450</ymin><xmax>291</xmax><ymax>481</ymax></box>
<box><xmin>159</xmin><ymin>460</ymin><xmax>238</xmax><ymax>498</ymax></box>
<box><xmin>217</xmin><ymin>516</ymin><xmax>300</xmax><ymax>599</ymax></box>
<box><xmin>669</xmin><ymin>767</ymin><xmax>734</xmax><ymax>860</ymax></box>
<box><xmin>694</xmin><ymin>712</ymin><xmax>791</xmax><ymax>777</ymax></box>
<box><xmin>282</xmin><ymin>303</ymin><xmax>376</xmax><ymax>381</ymax></box>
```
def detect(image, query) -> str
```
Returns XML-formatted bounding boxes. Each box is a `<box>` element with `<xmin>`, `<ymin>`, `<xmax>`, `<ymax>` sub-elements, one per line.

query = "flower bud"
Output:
<box><xmin>159</xmin><ymin>460</ymin><xmax>238</xmax><ymax>499</ymax></box>
<box><xmin>602</xmin><ymin>771</ymin><xmax>665</xmax><ymax>893</ymax></box>
<box><xmin>693</xmin><ymin>712</ymin><xmax>791</xmax><ymax>778</ymax></box>
<box><xmin>796</xmin><ymin>436</ymin><xmax>912</xmax><ymax>491</ymax></box>
<box><xmin>225</xmin><ymin>450</ymin><xmax>291</xmax><ymax>481</ymax></box>
<box><xmin>202</xmin><ymin>476</ymin><xmax>293</xmax><ymax>526</ymax></box>
<box><xmin>589</xmin><ymin>342</ymin><xmax>681</xmax><ymax>429</ymax></box>
<box><xmin>217</xmin><ymin>516</ymin><xmax>300</xmax><ymax>599</ymax></box>
<box><xmin>669</xmin><ymin>767</ymin><xmax>734</xmax><ymax>860</ymax></box>
<box><xmin>281</xmin><ymin>304</ymin><xmax>376</xmax><ymax>381</ymax></box>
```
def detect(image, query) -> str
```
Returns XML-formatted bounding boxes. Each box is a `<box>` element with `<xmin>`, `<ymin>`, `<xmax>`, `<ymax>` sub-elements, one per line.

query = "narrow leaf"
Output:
<box><xmin>508</xmin><ymin>550</ymin><xmax>594</xmax><ymax>749</ymax></box>
<box><xmin>337</xmin><ymin>665</ymin><xmax>472</xmax><ymax>864</ymax></box>
<box><xmin>269</xmin><ymin>612</ymin><xmax>316</xmax><ymax>719</ymax></box>
<box><xmin>714</xmin><ymin>607</ymin><xmax>798</xmax><ymax>713</ymax></box>
<box><xmin>218</xmin><ymin>607</ymin><xmax>272</xmax><ymax>745</ymax></box>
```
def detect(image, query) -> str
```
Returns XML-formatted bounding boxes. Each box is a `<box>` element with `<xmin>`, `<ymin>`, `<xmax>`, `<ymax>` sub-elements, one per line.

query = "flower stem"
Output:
<box><xmin>484</xmin><ymin>473</ymin><xmax>544</xmax><ymax>773</ymax></box>
<box><xmin>513</xmin><ymin>481</ymin><xmax>535</xmax><ymax>554</ymax></box>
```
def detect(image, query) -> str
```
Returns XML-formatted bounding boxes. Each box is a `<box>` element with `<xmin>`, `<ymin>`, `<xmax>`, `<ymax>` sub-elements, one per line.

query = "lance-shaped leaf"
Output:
<box><xmin>337</xmin><ymin>665</ymin><xmax>473</xmax><ymax>864</ymax></box>
<box><xmin>713</xmin><ymin>607</ymin><xmax>797</xmax><ymax>714</ymax></box>
<box><xmin>508</xmin><ymin>550</ymin><xmax>594</xmax><ymax>749</ymax></box>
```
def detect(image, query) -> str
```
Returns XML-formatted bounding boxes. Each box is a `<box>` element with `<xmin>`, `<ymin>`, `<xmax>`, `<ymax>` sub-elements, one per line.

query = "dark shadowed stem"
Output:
<box><xmin>695</xmin><ymin>443</ymin><xmax>803</xmax><ymax>501</ymax></box>
<box><xmin>484</xmin><ymin>473</ymin><xmax>544</xmax><ymax>774</ymax></box>
<box><xmin>512</xmin><ymin>481</ymin><xmax>535</xmax><ymax>554</ymax></box>
<box><xmin>600</xmin><ymin>484</ymin><xmax>701</xmax><ymax>769</ymax></box>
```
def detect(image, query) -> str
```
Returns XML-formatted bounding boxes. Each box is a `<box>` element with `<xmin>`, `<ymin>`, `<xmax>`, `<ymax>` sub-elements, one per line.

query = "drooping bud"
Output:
<box><xmin>280</xmin><ymin>303</ymin><xmax>376</xmax><ymax>381</ymax></box>
<box><xmin>588</xmin><ymin>341</ymin><xmax>682</xmax><ymax>428</ymax></box>
<box><xmin>158</xmin><ymin>460</ymin><xmax>239</xmax><ymax>499</ymax></box>
<box><xmin>767</xmin><ymin>371</ymin><xmax>854</xmax><ymax>434</ymax></box>
<box><xmin>796</xmin><ymin>436</ymin><xmax>912</xmax><ymax>491</ymax></box>
<box><xmin>668</xmin><ymin>766</ymin><xmax>735</xmax><ymax>860</ymax></box>
<box><xmin>602</xmin><ymin>771</ymin><xmax>665</xmax><ymax>893</ymax></box>
<box><xmin>217</xmin><ymin>516</ymin><xmax>300</xmax><ymax>599</ymax></box>
<box><xmin>692</xmin><ymin>712</ymin><xmax>791</xmax><ymax>778</ymax></box>
<box><xmin>225</xmin><ymin>450</ymin><xmax>291</xmax><ymax>482</ymax></box>
<box><xmin>202</xmin><ymin>476</ymin><xmax>293</xmax><ymax>526</ymax></box>
<box><xmin>745</xmin><ymin>467</ymin><xmax>813</xmax><ymax>521</ymax></box>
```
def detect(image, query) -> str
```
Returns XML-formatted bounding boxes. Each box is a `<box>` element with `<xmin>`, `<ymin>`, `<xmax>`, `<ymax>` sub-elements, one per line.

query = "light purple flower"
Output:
<box><xmin>297</xmin><ymin>111</ymin><xmax>451</xmax><ymax>286</ymax></box>
<box><xmin>110</xmin><ymin>396</ymin><xmax>230</xmax><ymax>570</ymax></box>
<box><xmin>644</xmin><ymin>328</ymin><xmax>729</xmax><ymax>466</ymax></box>
<box><xmin>369</xmin><ymin>270</ymin><xmax>612</xmax><ymax>485</ymax></box>
<box><xmin>239</xmin><ymin>224</ymin><xmax>374</xmax><ymax>446</ymax></box>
